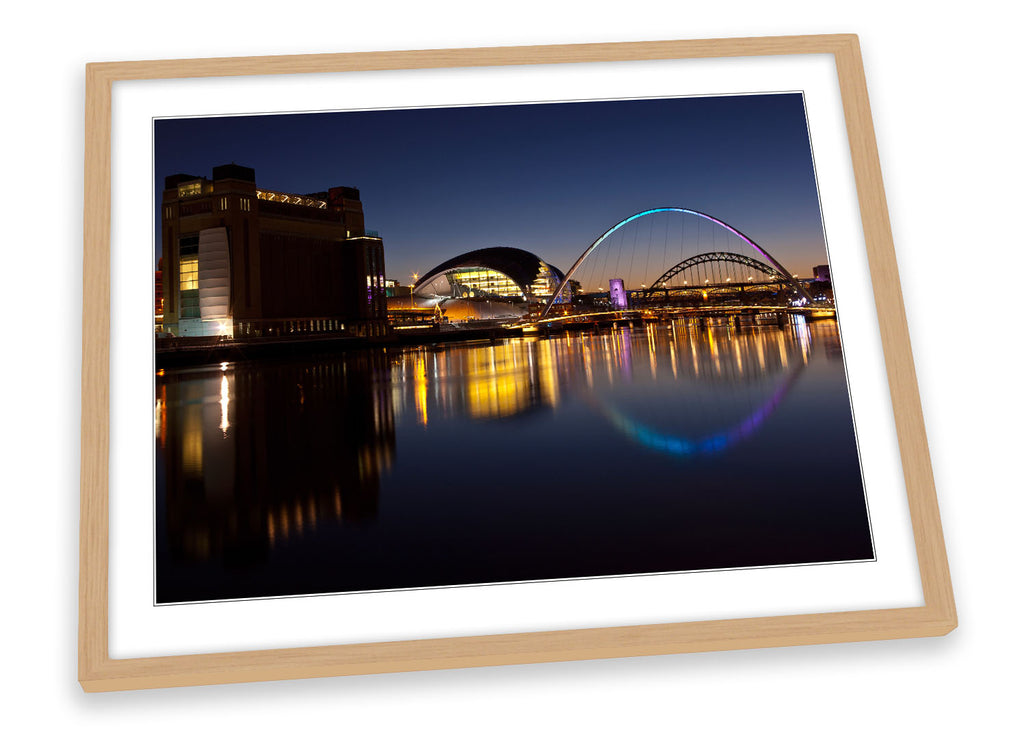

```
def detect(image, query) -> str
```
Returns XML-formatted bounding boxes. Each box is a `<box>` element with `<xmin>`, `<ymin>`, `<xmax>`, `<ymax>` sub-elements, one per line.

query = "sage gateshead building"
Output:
<box><xmin>412</xmin><ymin>247</ymin><xmax>566</xmax><ymax>303</ymax></box>
<box><xmin>160</xmin><ymin>164</ymin><xmax>387</xmax><ymax>339</ymax></box>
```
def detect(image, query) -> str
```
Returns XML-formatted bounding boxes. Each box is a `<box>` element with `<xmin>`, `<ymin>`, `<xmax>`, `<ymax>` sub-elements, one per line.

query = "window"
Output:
<box><xmin>179</xmin><ymin>256</ymin><xmax>198</xmax><ymax>291</ymax></box>
<box><xmin>179</xmin><ymin>234</ymin><xmax>199</xmax><ymax>257</ymax></box>
<box><xmin>177</xmin><ymin>181</ymin><xmax>202</xmax><ymax>198</ymax></box>
<box><xmin>180</xmin><ymin>290</ymin><xmax>200</xmax><ymax>319</ymax></box>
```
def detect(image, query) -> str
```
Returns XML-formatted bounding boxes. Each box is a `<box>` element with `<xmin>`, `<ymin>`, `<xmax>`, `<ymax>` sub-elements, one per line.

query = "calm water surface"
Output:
<box><xmin>155</xmin><ymin>318</ymin><xmax>873</xmax><ymax>603</ymax></box>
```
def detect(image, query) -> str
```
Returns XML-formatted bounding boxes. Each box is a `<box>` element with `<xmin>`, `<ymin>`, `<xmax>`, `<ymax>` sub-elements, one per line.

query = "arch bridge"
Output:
<box><xmin>646</xmin><ymin>250</ymin><xmax>791</xmax><ymax>293</ymax></box>
<box><xmin>540</xmin><ymin>208</ymin><xmax>813</xmax><ymax>317</ymax></box>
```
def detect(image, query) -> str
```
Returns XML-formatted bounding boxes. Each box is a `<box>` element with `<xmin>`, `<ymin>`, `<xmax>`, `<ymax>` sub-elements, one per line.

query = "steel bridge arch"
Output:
<box><xmin>647</xmin><ymin>250</ymin><xmax>790</xmax><ymax>292</ymax></box>
<box><xmin>540</xmin><ymin>208</ymin><xmax>812</xmax><ymax>317</ymax></box>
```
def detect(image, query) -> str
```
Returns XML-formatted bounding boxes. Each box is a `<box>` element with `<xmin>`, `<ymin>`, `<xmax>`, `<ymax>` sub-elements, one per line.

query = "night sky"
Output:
<box><xmin>154</xmin><ymin>93</ymin><xmax>829</xmax><ymax>283</ymax></box>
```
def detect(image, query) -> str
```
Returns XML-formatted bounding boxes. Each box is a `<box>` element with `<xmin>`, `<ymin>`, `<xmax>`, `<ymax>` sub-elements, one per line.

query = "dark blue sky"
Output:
<box><xmin>155</xmin><ymin>93</ymin><xmax>828</xmax><ymax>282</ymax></box>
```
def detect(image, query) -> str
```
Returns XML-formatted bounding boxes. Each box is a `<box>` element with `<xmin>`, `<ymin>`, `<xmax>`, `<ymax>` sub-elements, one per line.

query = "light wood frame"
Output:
<box><xmin>80</xmin><ymin>34</ymin><xmax>955</xmax><ymax>692</ymax></box>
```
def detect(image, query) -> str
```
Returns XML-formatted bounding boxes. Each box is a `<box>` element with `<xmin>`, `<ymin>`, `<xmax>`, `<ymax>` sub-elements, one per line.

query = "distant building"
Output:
<box><xmin>609</xmin><ymin>278</ymin><xmax>627</xmax><ymax>309</ymax></box>
<box><xmin>160</xmin><ymin>164</ymin><xmax>387</xmax><ymax>339</ymax></box>
<box><xmin>155</xmin><ymin>257</ymin><xmax>164</xmax><ymax>329</ymax></box>
<box><xmin>813</xmin><ymin>264</ymin><xmax>831</xmax><ymax>282</ymax></box>
<box><xmin>384</xmin><ymin>279</ymin><xmax>411</xmax><ymax>298</ymax></box>
<box><xmin>412</xmin><ymin>247</ymin><xmax>565</xmax><ymax>303</ymax></box>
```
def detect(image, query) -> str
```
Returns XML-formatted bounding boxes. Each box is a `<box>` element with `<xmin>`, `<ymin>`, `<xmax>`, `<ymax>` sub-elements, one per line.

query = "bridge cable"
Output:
<box><xmin>626</xmin><ymin>217</ymin><xmax>639</xmax><ymax>293</ymax></box>
<box><xmin>643</xmin><ymin>213</ymin><xmax>654</xmax><ymax>290</ymax></box>
<box><xmin>680</xmin><ymin>213</ymin><xmax>686</xmax><ymax>288</ymax></box>
<box><xmin>662</xmin><ymin>212</ymin><xmax>670</xmax><ymax>286</ymax></box>
<box><xmin>613</xmin><ymin>224</ymin><xmax>625</xmax><ymax>285</ymax></box>
<box><xmin>596</xmin><ymin>223</ymin><xmax>614</xmax><ymax>291</ymax></box>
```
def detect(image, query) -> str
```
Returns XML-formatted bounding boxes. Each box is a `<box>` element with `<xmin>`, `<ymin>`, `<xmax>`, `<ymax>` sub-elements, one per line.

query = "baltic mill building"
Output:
<box><xmin>160</xmin><ymin>164</ymin><xmax>387</xmax><ymax>339</ymax></box>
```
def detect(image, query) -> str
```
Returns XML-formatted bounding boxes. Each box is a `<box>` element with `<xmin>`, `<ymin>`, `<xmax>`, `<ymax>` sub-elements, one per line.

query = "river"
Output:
<box><xmin>155</xmin><ymin>317</ymin><xmax>873</xmax><ymax>603</ymax></box>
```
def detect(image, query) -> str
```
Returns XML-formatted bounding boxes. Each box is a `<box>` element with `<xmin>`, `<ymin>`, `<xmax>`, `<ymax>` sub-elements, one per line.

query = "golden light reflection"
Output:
<box><xmin>690</xmin><ymin>328</ymin><xmax>700</xmax><ymax>376</ymax></box>
<box><xmin>464</xmin><ymin>342</ymin><xmax>532</xmax><ymax>419</ymax></box>
<box><xmin>182</xmin><ymin>405</ymin><xmax>203</xmax><ymax>474</ymax></box>
<box><xmin>384</xmin><ymin>314</ymin><xmax>824</xmax><ymax>426</ymax></box>
<box><xmin>603</xmin><ymin>334</ymin><xmax>615</xmax><ymax>384</ymax></box>
<box><xmin>538</xmin><ymin>339</ymin><xmax>560</xmax><ymax>408</ymax></box>
<box><xmin>708</xmin><ymin>327</ymin><xmax>721</xmax><ymax>375</ymax></box>
<box><xmin>155</xmin><ymin>383</ymin><xmax>168</xmax><ymax>448</ymax></box>
<box><xmin>414</xmin><ymin>352</ymin><xmax>428</xmax><ymax>426</ymax></box>
<box><xmin>647</xmin><ymin>325</ymin><xmax>658</xmax><ymax>379</ymax></box>
<box><xmin>218</xmin><ymin>374</ymin><xmax>230</xmax><ymax>437</ymax></box>
<box><xmin>583</xmin><ymin>335</ymin><xmax>594</xmax><ymax>388</ymax></box>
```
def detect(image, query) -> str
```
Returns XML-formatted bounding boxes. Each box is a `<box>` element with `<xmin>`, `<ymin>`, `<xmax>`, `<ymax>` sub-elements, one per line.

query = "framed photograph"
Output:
<box><xmin>80</xmin><ymin>34</ymin><xmax>955</xmax><ymax>692</ymax></box>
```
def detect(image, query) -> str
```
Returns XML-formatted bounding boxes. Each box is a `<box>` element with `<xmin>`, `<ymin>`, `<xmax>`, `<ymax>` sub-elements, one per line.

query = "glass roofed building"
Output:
<box><xmin>412</xmin><ymin>247</ymin><xmax>566</xmax><ymax>303</ymax></box>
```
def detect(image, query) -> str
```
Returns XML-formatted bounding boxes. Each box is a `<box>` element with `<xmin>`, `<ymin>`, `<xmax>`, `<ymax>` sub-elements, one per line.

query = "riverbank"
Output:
<box><xmin>155</xmin><ymin>324</ymin><xmax>524</xmax><ymax>368</ymax></box>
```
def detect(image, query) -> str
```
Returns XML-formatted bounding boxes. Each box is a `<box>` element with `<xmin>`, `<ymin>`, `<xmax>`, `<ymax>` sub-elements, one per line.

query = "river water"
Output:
<box><xmin>155</xmin><ymin>318</ymin><xmax>873</xmax><ymax>603</ymax></box>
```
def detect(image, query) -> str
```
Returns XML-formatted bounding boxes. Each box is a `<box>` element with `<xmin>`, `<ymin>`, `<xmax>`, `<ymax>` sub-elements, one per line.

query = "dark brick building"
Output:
<box><xmin>160</xmin><ymin>164</ymin><xmax>387</xmax><ymax>338</ymax></box>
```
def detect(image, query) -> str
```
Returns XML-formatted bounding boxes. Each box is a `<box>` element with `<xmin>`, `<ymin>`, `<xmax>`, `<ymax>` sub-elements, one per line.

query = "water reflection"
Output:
<box><xmin>158</xmin><ymin>352</ymin><xmax>394</xmax><ymax>586</ymax></box>
<box><xmin>156</xmin><ymin>318</ymin><xmax>870</xmax><ymax>603</ymax></box>
<box><xmin>391</xmin><ymin>339</ymin><xmax>562</xmax><ymax>422</ymax></box>
<box><xmin>388</xmin><ymin>317</ymin><xmax>825</xmax><ymax>438</ymax></box>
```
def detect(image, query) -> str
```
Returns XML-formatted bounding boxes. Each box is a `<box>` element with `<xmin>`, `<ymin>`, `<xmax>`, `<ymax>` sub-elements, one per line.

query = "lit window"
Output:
<box><xmin>177</xmin><ymin>181</ymin><xmax>202</xmax><ymax>198</ymax></box>
<box><xmin>180</xmin><ymin>256</ymin><xmax>199</xmax><ymax>291</ymax></box>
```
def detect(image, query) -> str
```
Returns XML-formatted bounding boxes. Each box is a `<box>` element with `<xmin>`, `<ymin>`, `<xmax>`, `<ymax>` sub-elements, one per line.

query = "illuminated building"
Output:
<box><xmin>384</xmin><ymin>279</ymin><xmax>411</xmax><ymax>298</ymax></box>
<box><xmin>412</xmin><ymin>247</ymin><xmax>566</xmax><ymax>303</ymax></box>
<box><xmin>813</xmin><ymin>264</ymin><xmax>831</xmax><ymax>282</ymax></box>
<box><xmin>160</xmin><ymin>163</ymin><xmax>387</xmax><ymax>339</ymax></box>
<box><xmin>155</xmin><ymin>257</ymin><xmax>164</xmax><ymax>330</ymax></box>
<box><xmin>609</xmin><ymin>278</ymin><xmax>627</xmax><ymax>309</ymax></box>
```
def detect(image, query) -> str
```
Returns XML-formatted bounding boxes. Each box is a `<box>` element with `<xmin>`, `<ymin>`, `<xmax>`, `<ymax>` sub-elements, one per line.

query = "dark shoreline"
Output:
<box><xmin>155</xmin><ymin>325</ymin><xmax>525</xmax><ymax>368</ymax></box>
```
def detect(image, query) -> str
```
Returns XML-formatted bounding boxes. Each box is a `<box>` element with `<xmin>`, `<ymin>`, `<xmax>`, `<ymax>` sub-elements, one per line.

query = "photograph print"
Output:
<box><xmin>153</xmin><ymin>92</ymin><xmax>874</xmax><ymax>605</ymax></box>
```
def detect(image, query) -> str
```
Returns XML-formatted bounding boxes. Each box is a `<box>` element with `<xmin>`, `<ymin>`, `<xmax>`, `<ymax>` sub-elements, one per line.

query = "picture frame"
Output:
<box><xmin>80</xmin><ymin>34</ymin><xmax>955</xmax><ymax>692</ymax></box>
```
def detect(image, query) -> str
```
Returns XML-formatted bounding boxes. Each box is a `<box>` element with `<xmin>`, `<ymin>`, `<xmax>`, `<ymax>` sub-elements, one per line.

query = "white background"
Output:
<box><xmin>0</xmin><ymin>1</ymin><xmax>1019</xmax><ymax>734</ymax></box>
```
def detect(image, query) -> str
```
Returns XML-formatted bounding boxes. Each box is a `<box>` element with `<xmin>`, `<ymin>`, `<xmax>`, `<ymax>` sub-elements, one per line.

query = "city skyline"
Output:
<box><xmin>154</xmin><ymin>92</ymin><xmax>830</xmax><ymax>284</ymax></box>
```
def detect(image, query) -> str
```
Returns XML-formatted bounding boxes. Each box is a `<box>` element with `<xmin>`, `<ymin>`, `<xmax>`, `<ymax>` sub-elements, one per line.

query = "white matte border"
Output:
<box><xmin>109</xmin><ymin>53</ymin><xmax>922</xmax><ymax>659</ymax></box>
